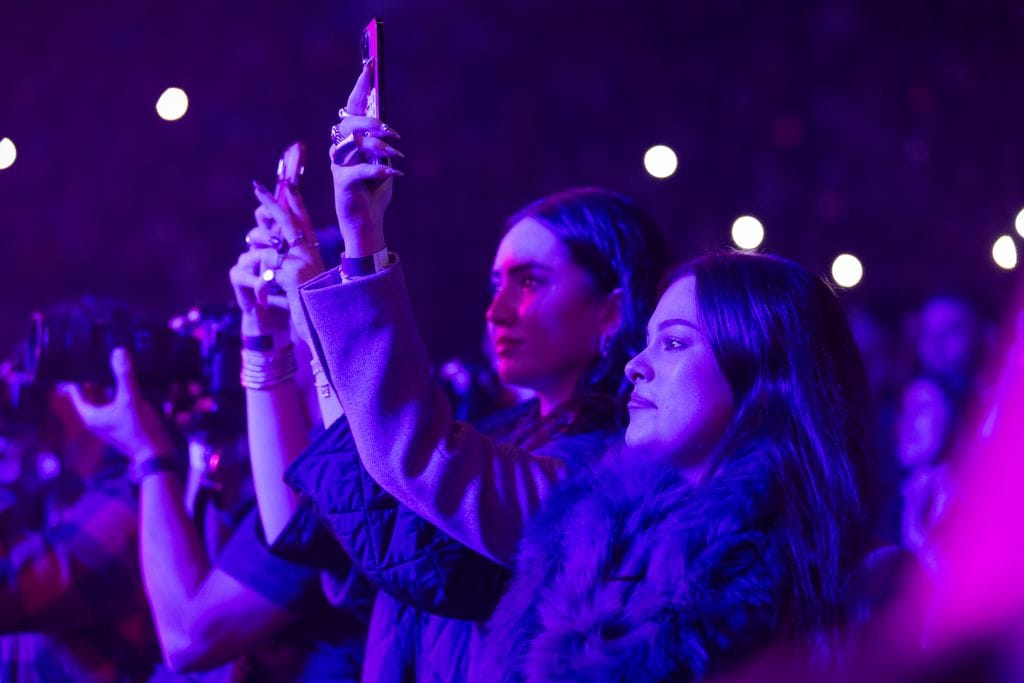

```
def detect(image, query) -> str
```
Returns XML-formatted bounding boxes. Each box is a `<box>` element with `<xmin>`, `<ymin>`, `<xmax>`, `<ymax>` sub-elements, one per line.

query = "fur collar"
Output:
<box><xmin>477</xmin><ymin>454</ymin><xmax>787</xmax><ymax>682</ymax></box>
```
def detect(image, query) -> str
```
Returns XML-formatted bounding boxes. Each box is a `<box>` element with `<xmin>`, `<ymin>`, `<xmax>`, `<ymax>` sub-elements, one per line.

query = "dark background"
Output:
<box><xmin>2</xmin><ymin>0</ymin><xmax>1023</xmax><ymax>363</ymax></box>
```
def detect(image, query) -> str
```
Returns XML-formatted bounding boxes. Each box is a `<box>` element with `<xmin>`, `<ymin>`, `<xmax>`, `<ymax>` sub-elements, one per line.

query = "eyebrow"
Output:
<box><xmin>490</xmin><ymin>262</ymin><xmax>554</xmax><ymax>279</ymax></box>
<box><xmin>656</xmin><ymin>318</ymin><xmax>701</xmax><ymax>333</ymax></box>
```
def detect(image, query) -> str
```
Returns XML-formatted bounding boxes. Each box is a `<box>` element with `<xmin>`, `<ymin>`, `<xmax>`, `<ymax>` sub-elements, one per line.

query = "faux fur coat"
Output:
<box><xmin>475</xmin><ymin>452</ymin><xmax>788</xmax><ymax>682</ymax></box>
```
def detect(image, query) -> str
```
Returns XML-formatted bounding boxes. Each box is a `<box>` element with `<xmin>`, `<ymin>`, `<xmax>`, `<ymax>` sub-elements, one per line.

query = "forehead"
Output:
<box><xmin>493</xmin><ymin>218</ymin><xmax>569</xmax><ymax>270</ymax></box>
<box><xmin>651</xmin><ymin>276</ymin><xmax>699</xmax><ymax>326</ymax></box>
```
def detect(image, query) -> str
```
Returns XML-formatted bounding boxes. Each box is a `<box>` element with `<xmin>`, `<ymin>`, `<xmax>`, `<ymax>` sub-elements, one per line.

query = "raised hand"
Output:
<box><xmin>60</xmin><ymin>348</ymin><xmax>174</xmax><ymax>464</ymax></box>
<box><xmin>329</xmin><ymin>58</ymin><xmax>405</xmax><ymax>257</ymax></box>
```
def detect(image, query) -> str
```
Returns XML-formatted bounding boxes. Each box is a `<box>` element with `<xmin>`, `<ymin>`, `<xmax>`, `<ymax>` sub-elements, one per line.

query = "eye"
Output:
<box><xmin>662</xmin><ymin>337</ymin><xmax>690</xmax><ymax>351</ymax></box>
<box><xmin>520</xmin><ymin>274</ymin><xmax>542</xmax><ymax>290</ymax></box>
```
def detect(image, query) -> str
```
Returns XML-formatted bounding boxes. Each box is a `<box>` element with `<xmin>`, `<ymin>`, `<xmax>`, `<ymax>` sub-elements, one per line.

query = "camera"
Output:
<box><xmin>24</xmin><ymin>310</ymin><xmax>202</xmax><ymax>391</ymax></box>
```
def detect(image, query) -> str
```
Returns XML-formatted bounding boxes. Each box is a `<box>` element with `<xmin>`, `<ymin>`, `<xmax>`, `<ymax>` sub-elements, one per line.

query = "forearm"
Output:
<box><xmin>246</xmin><ymin>381</ymin><xmax>311</xmax><ymax>544</ymax></box>
<box><xmin>138</xmin><ymin>472</ymin><xmax>211</xmax><ymax>656</ymax></box>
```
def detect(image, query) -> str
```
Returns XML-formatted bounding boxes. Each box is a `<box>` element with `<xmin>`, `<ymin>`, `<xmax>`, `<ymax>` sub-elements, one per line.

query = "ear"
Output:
<box><xmin>600</xmin><ymin>288</ymin><xmax>624</xmax><ymax>340</ymax></box>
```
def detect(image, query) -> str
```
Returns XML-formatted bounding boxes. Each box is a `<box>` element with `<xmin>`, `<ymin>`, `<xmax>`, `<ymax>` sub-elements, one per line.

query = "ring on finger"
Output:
<box><xmin>330</xmin><ymin>124</ymin><xmax>347</xmax><ymax>145</ymax></box>
<box><xmin>261</xmin><ymin>268</ymin><xmax>276</xmax><ymax>283</ymax></box>
<box><xmin>287</xmin><ymin>234</ymin><xmax>306</xmax><ymax>249</ymax></box>
<box><xmin>338</xmin><ymin>106</ymin><xmax>353</xmax><ymax>119</ymax></box>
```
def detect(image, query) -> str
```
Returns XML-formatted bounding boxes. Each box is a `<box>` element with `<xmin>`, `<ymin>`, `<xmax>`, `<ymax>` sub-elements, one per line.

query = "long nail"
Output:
<box><xmin>385</xmin><ymin>168</ymin><xmax>405</xmax><ymax>176</ymax></box>
<box><xmin>252</xmin><ymin>180</ymin><xmax>272</xmax><ymax>196</ymax></box>
<box><xmin>379</xmin><ymin>123</ymin><xmax>401</xmax><ymax>139</ymax></box>
<box><xmin>384</xmin><ymin>145</ymin><xmax>405</xmax><ymax>159</ymax></box>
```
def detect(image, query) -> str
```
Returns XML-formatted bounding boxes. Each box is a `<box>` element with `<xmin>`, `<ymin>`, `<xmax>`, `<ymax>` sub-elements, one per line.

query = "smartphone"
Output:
<box><xmin>361</xmin><ymin>19</ymin><xmax>384</xmax><ymax>121</ymax></box>
<box><xmin>274</xmin><ymin>141</ymin><xmax>306</xmax><ymax>199</ymax></box>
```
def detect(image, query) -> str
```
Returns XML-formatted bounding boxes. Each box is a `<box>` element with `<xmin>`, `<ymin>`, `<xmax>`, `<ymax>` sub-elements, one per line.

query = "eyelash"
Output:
<box><xmin>491</xmin><ymin>274</ymin><xmax>544</xmax><ymax>294</ymax></box>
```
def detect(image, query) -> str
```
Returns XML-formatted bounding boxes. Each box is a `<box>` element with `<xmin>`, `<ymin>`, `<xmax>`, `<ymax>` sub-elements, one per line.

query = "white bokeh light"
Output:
<box><xmin>643</xmin><ymin>145</ymin><xmax>678</xmax><ymax>179</ymax></box>
<box><xmin>993</xmin><ymin>235</ymin><xmax>1018</xmax><ymax>270</ymax></box>
<box><xmin>1015</xmin><ymin>209</ymin><xmax>1024</xmax><ymax>239</ymax></box>
<box><xmin>731</xmin><ymin>215</ymin><xmax>765</xmax><ymax>250</ymax></box>
<box><xmin>831</xmin><ymin>253</ymin><xmax>863</xmax><ymax>288</ymax></box>
<box><xmin>0</xmin><ymin>137</ymin><xmax>16</xmax><ymax>170</ymax></box>
<box><xmin>156</xmin><ymin>87</ymin><xmax>189</xmax><ymax>121</ymax></box>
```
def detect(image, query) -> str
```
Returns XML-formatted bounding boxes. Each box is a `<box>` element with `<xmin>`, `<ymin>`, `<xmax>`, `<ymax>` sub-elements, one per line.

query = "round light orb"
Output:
<box><xmin>831</xmin><ymin>253</ymin><xmax>864</xmax><ymax>288</ymax></box>
<box><xmin>0</xmin><ymin>137</ymin><xmax>16</xmax><ymax>170</ymax></box>
<box><xmin>643</xmin><ymin>145</ymin><xmax>678</xmax><ymax>179</ymax></box>
<box><xmin>993</xmin><ymin>235</ymin><xmax>1018</xmax><ymax>270</ymax></box>
<box><xmin>1015</xmin><ymin>209</ymin><xmax>1024</xmax><ymax>239</ymax></box>
<box><xmin>156</xmin><ymin>87</ymin><xmax>189</xmax><ymax>121</ymax></box>
<box><xmin>731</xmin><ymin>215</ymin><xmax>765</xmax><ymax>250</ymax></box>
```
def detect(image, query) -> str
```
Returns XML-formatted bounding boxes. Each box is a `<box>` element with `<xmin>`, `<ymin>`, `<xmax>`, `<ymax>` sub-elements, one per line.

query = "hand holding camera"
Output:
<box><xmin>60</xmin><ymin>348</ymin><xmax>175</xmax><ymax>466</ymax></box>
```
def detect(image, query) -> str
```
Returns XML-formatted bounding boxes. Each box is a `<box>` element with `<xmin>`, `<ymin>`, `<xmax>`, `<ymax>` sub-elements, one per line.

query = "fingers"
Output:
<box><xmin>245</xmin><ymin>225</ymin><xmax>279</xmax><ymax>249</ymax></box>
<box><xmin>253</xmin><ymin>183</ymin><xmax>302</xmax><ymax>242</ymax></box>
<box><xmin>333</xmin><ymin>115</ymin><xmax>399</xmax><ymax>141</ymax></box>
<box><xmin>331</xmin><ymin>135</ymin><xmax>405</xmax><ymax>167</ymax></box>
<box><xmin>331</xmin><ymin>162</ymin><xmax>404</xmax><ymax>185</ymax></box>
<box><xmin>346</xmin><ymin>59</ymin><xmax>374</xmax><ymax>116</ymax></box>
<box><xmin>109</xmin><ymin>347</ymin><xmax>141</xmax><ymax>404</ymax></box>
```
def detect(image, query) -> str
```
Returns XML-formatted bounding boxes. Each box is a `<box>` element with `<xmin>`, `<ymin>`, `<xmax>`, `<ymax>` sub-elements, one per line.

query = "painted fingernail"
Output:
<box><xmin>380</xmin><ymin>123</ymin><xmax>401</xmax><ymax>138</ymax></box>
<box><xmin>385</xmin><ymin>145</ymin><xmax>405</xmax><ymax>159</ymax></box>
<box><xmin>386</xmin><ymin>168</ymin><xmax>405</xmax><ymax>176</ymax></box>
<box><xmin>252</xmin><ymin>180</ymin><xmax>271</xmax><ymax>196</ymax></box>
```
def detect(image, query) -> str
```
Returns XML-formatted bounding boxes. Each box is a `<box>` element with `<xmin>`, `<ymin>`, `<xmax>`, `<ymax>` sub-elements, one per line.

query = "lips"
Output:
<box><xmin>492</xmin><ymin>336</ymin><xmax>524</xmax><ymax>355</ymax></box>
<box><xmin>627</xmin><ymin>392</ymin><xmax>656</xmax><ymax>409</ymax></box>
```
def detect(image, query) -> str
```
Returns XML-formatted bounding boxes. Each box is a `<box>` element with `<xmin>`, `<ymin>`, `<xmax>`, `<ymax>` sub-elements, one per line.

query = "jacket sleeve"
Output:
<box><xmin>282</xmin><ymin>416</ymin><xmax>512</xmax><ymax>622</ymax></box>
<box><xmin>298</xmin><ymin>261</ymin><xmax>568</xmax><ymax>566</ymax></box>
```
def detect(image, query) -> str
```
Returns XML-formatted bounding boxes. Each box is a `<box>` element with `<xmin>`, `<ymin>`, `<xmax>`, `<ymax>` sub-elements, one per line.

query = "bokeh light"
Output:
<box><xmin>0</xmin><ymin>137</ymin><xmax>17</xmax><ymax>170</ymax></box>
<box><xmin>992</xmin><ymin>235</ymin><xmax>1017</xmax><ymax>270</ymax></box>
<box><xmin>156</xmin><ymin>87</ymin><xmax>189</xmax><ymax>121</ymax></box>
<box><xmin>831</xmin><ymin>253</ymin><xmax>864</xmax><ymax>288</ymax></box>
<box><xmin>643</xmin><ymin>145</ymin><xmax>678</xmax><ymax>179</ymax></box>
<box><xmin>731</xmin><ymin>215</ymin><xmax>765</xmax><ymax>250</ymax></box>
<box><xmin>1015</xmin><ymin>209</ymin><xmax>1024</xmax><ymax>239</ymax></box>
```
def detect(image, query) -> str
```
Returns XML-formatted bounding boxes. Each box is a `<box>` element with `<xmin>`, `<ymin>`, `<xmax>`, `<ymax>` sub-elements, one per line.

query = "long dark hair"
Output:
<box><xmin>668</xmin><ymin>251</ymin><xmax>875</xmax><ymax>640</ymax></box>
<box><xmin>507</xmin><ymin>188</ymin><xmax>671</xmax><ymax>400</ymax></box>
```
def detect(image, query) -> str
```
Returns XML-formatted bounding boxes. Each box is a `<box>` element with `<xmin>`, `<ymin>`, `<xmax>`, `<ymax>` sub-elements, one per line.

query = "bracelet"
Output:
<box><xmin>340</xmin><ymin>247</ymin><xmax>390</xmax><ymax>279</ymax></box>
<box><xmin>132</xmin><ymin>455</ymin><xmax>180</xmax><ymax>484</ymax></box>
<box><xmin>242</xmin><ymin>334</ymin><xmax>275</xmax><ymax>351</ymax></box>
<box><xmin>310</xmin><ymin>357</ymin><xmax>332</xmax><ymax>398</ymax></box>
<box><xmin>240</xmin><ymin>344</ymin><xmax>297</xmax><ymax>390</ymax></box>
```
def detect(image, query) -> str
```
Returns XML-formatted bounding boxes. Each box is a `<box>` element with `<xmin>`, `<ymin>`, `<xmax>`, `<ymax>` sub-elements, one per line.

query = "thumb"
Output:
<box><xmin>110</xmin><ymin>347</ymin><xmax>141</xmax><ymax>402</ymax></box>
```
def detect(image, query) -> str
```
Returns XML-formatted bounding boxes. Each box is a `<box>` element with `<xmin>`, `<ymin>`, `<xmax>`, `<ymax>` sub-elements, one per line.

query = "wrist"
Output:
<box><xmin>240</xmin><ymin>313</ymin><xmax>290</xmax><ymax>341</ymax></box>
<box><xmin>339</xmin><ymin>231</ymin><xmax>386</xmax><ymax>258</ymax></box>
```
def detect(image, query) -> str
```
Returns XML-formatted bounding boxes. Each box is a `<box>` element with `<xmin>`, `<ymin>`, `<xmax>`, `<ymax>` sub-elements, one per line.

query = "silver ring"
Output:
<box><xmin>287</xmin><ymin>234</ymin><xmax>307</xmax><ymax>248</ymax></box>
<box><xmin>330</xmin><ymin>124</ymin><xmax>346</xmax><ymax>145</ymax></box>
<box><xmin>338</xmin><ymin>107</ymin><xmax>353</xmax><ymax>119</ymax></box>
<box><xmin>261</xmin><ymin>268</ymin><xmax>276</xmax><ymax>283</ymax></box>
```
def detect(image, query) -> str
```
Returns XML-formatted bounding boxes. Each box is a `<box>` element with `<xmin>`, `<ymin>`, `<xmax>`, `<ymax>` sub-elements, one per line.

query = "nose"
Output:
<box><xmin>624</xmin><ymin>347</ymin><xmax>651</xmax><ymax>384</ymax></box>
<box><xmin>486</xmin><ymin>284</ymin><xmax>517</xmax><ymax>327</ymax></box>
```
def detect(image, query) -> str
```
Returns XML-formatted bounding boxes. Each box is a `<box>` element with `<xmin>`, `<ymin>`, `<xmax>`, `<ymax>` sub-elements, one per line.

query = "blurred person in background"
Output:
<box><xmin>895</xmin><ymin>375</ymin><xmax>961</xmax><ymax>576</ymax></box>
<box><xmin>0</xmin><ymin>299</ymin><xmax>160</xmax><ymax>682</ymax></box>
<box><xmin>915</xmin><ymin>294</ymin><xmax>984</xmax><ymax>397</ymax></box>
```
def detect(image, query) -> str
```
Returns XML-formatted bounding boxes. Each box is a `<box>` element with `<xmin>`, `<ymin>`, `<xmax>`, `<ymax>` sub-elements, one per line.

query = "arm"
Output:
<box><xmin>63</xmin><ymin>350</ymin><xmax>305</xmax><ymax>673</ymax></box>
<box><xmin>301</xmin><ymin>68</ymin><xmax>567</xmax><ymax>565</ymax></box>
<box><xmin>137</xmin><ymin>472</ymin><xmax>295</xmax><ymax>672</ymax></box>
<box><xmin>229</xmin><ymin>181</ymin><xmax>342</xmax><ymax>544</ymax></box>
